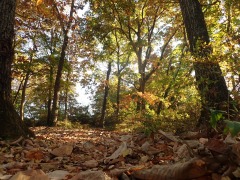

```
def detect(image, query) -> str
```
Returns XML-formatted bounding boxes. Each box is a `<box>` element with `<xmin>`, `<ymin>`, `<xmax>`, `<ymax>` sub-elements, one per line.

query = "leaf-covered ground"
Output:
<box><xmin>0</xmin><ymin>127</ymin><xmax>240</xmax><ymax>179</ymax></box>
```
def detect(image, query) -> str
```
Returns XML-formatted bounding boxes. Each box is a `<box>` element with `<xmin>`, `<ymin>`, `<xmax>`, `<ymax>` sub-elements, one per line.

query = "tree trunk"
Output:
<box><xmin>116</xmin><ymin>74</ymin><xmax>121</xmax><ymax>118</ymax></box>
<box><xmin>64</xmin><ymin>71</ymin><xmax>70</xmax><ymax>120</ymax></box>
<box><xmin>20</xmin><ymin>53</ymin><xmax>33</xmax><ymax>121</ymax></box>
<box><xmin>50</xmin><ymin>34</ymin><xmax>69</xmax><ymax>126</ymax></box>
<box><xmin>47</xmin><ymin>29</ymin><xmax>56</xmax><ymax>126</ymax></box>
<box><xmin>20</xmin><ymin>69</ymin><xmax>30</xmax><ymax>121</ymax></box>
<box><xmin>100</xmin><ymin>62</ymin><xmax>112</xmax><ymax>127</ymax></box>
<box><xmin>13</xmin><ymin>78</ymin><xmax>23</xmax><ymax>105</ymax></box>
<box><xmin>47</xmin><ymin>65</ymin><xmax>53</xmax><ymax>126</ymax></box>
<box><xmin>49</xmin><ymin>0</ymin><xmax>75</xmax><ymax>126</ymax></box>
<box><xmin>179</xmin><ymin>0</ymin><xmax>234</xmax><ymax>130</ymax></box>
<box><xmin>0</xmin><ymin>0</ymin><xmax>34</xmax><ymax>139</ymax></box>
<box><xmin>137</xmin><ymin>77</ymin><xmax>146</xmax><ymax>111</ymax></box>
<box><xmin>136</xmin><ymin>48</ymin><xmax>146</xmax><ymax>112</ymax></box>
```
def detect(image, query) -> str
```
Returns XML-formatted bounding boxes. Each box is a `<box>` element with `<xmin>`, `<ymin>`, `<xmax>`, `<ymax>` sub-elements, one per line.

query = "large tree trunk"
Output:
<box><xmin>179</xmin><ymin>0</ymin><xmax>234</xmax><ymax>130</ymax></box>
<box><xmin>100</xmin><ymin>62</ymin><xmax>112</xmax><ymax>127</ymax></box>
<box><xmin>0</xmin><ymin>0</ymin><xmax>34</xmax><ymax>139</ymax></box>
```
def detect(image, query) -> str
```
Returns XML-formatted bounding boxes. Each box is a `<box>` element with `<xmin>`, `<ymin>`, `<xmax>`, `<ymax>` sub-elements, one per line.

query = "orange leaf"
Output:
<box><xmin>37</xmin><ymin>0</ymin><xmax>43</xmax><ymax>6</ymax></box>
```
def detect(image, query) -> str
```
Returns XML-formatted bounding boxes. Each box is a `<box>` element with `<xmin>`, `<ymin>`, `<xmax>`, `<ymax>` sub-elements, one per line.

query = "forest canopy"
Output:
<box><xmin>2</xmin><ymin>0</ymin><xmax>240</xmax><ymax>136</ymax></box>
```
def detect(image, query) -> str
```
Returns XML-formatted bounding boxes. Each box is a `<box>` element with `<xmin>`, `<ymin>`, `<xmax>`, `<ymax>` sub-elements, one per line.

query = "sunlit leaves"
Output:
<box><xmin>36</xmin><ymin>0</ymin><xmax>43</xmax><ymax>6</ymax></box>
<box><xmin>209</xmin><ymin>109</ymin><xmax>225</xmax><ymax>130</ymax></box>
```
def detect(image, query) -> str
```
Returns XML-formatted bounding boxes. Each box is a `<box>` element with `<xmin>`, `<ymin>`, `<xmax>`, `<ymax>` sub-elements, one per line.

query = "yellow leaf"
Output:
<box><xmin>37</xmin><ymin>0</ymin><xmax>43</xmax><ymax>6</ymax></box>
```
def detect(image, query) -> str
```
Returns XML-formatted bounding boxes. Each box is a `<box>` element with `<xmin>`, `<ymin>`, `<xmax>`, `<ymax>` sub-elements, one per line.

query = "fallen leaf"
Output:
<box><xmin>82</xmin><ymin>159</ymin><xmax>98</xmax><ymax>168</ymax></box>
<box><xmin>105</xmin><ymin>142</ymin><xmax>128</xmax><ymax>163</ymax></box>
<box><xmin>51</xmin><ymin>145</ymin><xmax>73</xmax><ymax>157</ymax></box>
<box><xmin>199</xmin><ymin>138</ymin><xmax>208</xmax><ymax>144</ymax></box>
<box><xmin>205</xmin><ymin>139</ymin><xmax>230</xmax><ymax>154</ymax></box>
<box><xmin>47</xmin><ymin>170</ymin><xmax>69</xmax><ymax>180</ymax></box>
<box><xmin>70</xmin><ymin>170</ymin><xmax>111</xmax><ymax>180</ymax></box>
<box><xmin>10</xmin><ymin>169</ymin><xmax>49</xmax><ymax>180</ymax></box>
<box><xmin>132</xmin><ymin>158</ymin><xmax>208</xmax><ymax>179</ymax></box>
<box><xmin>25</xmin><ymin>149</ymin><xmax>45</xmax><ymax>160</ymax></box>
<box><xmin>176</xmin><ymin>144</ymin><xmax>191</xmax><ymax>159</ymax></box>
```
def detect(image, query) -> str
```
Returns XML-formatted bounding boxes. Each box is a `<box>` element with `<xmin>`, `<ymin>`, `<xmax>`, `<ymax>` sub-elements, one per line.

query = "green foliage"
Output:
<box><xmin>209</xmin><ymin>109</ymin><xmax>225</xmax><ymax>130</ymax></box>
<box><xmin>224</xmin><ymin>120</ymin><xmax>240</xmax><ymax>137</ymax></box>
<box><xmin>209</xmin><ymin>109</ymin><xmax>240</xmax><ymax>137</ymax></box>
<box><xmin>141</xmin><ymin>110</ymin><xmax>161</xmax><ymax>137</ymax></box>
<box><xmin>56</xmin><ymin>120</ymin><xmax>83</xmax><ymax>129</ymax></box>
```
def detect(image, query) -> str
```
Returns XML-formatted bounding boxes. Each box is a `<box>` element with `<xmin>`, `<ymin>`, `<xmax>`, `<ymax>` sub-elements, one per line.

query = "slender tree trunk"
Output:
<box><xmin>179</xmin><ymin>0</ymin><xmax>234</xmax><ymax>130</ymax></box>
<box><xmin>64</xmin><ymin>71</ymin><xmax>70</xmax><ymax>120</ymax></box>
<box><xmin>50</xmin><ymin>34</ymin><xmax>69</xmax><ymax>126</ymax></box>
<box><xmin>116</xmin><ymin>74</ymin><xmax>121</xmax><ymax>118</ymax></box>
<box><xmin>64</xmin><ymin>91</ymin><xmax>68</xmax><ymax>120</ymax></box>
<box><xmin>13</xmin><ymin>78</ymin><xmax>24</xmax><ymax>105</ymax></box>
<box><xmin>20</xmin><ymin>69</ymin><xmax>30</xmax><ymax>121</ymax></box>
<box><xmin>47</xmin><ymin>65</ymin><xmax>53</xmax><ymax>126</ymax></box>
<box><xmin>137</xmin><ymin>77</ymin><xmax>146</xmax><ymax>111</ymax></box>
<box><xmin>20</xmin><ymin>53</ymin><xmax>33</xmax><ymax>121</ymax></box>
<box><xmin>47</xmin><ymin>29</ymin><xmax>56</xmax><ymax>126</ymax></box>
<box><xmin>135</xmin><ymin>48</ymin><xmax>146</xmax><ymax>112</ymax></box>
<box><xmin>0</xmin><ymin>0</ymin><xmax>34</xmax><ymax>138</ymax></box>
<box><xmin>49</xmin><ymin>0</ymin><xmax>75</xmax><ymax>126</ymax></box>
<box><xmin>100</xmin><ymin>62</ymin><xmax>112</xmax><ymax>127</ymax></box>
<box><xmin>115</xmin><ymin>32</ymin><xmax>121</xmax><ymax>120</ymax></box>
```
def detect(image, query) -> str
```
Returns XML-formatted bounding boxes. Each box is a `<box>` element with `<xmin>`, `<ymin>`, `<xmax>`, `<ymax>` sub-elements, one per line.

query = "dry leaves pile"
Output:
<box><xmin>0</xmin><ymin>127</ymin><xmax>240</xmax><ymax>179</ymax></box>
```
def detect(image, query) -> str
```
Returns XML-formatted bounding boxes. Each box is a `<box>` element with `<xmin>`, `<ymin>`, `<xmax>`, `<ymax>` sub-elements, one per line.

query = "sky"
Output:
<box><xmin>75</xmin><ymin>83</ymin><xmax>92</xmax><ymax>106</ymax></box>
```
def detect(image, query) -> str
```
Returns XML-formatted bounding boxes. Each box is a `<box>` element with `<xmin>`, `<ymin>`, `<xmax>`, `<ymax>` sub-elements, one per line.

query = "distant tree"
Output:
<box><xmin>86</xmin><ymin>0</ymin><xmax>179</xmax><ymax>112</ymax></box>
<box><xmin>0</xmin><ymin>0</ymin><xmax>34</xmax><ymax>138</ymax></box>
<box><xmin>99</xmin><ymin>62</ymin><xmax>112</xmax><ymax>127</ymax></box>
<box><xmin>49</xmin><ymin>0</ymin><xmax>76</xmax><ymax>126</ymax></box>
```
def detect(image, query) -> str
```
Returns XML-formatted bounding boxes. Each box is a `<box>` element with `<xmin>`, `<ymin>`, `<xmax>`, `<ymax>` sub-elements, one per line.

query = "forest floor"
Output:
<box><xmin>0</xmin><ymin>126</ymin><xmax>240</xmax><ymax>179</ymax></box>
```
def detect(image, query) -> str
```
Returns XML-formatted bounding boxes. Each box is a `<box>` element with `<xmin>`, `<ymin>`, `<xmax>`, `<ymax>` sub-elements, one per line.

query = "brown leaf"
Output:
<box><xmin>10</xmin><ymin>169</ymin><xmax>49</xmax><ymax>180</ymax></box>
<box><xmin>51</xmin><ymin>144</ymin><xmax>73</xmax><ymax>157</ymax></box>
<box><xmin>25</xmin><ymin>149</ymin><xmax>45</xmax><ymax>160</ymax></box>
<box><xmin>82</xmin><ymin>159</ymin><xmax>99</xmax><ymax>168</ymax></box>
<box><xmin>132</xmin><ymin>158</ymin><xmax>208</xmax><ymax>180</ymax></box>
<box><xmin>205</xmin><ymin>139</ymin><xmax>230</xmax><ymax>154</ymax></box>
<box><xmin>46</xmin><ymin>170</ymin><xmax>69</xmax><ymax>180</ymax></box>
<box><xmin>70</xmin><ymin>170</ymin><xmax>111</xmax><ymax>180</ymax></box>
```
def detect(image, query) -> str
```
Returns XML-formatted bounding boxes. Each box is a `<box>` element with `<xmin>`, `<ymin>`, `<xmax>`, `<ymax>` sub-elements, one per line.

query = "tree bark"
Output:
<box><xmin>100</xmin><ymin>62</ymin><xmax>112</xmax><ymax>127</ymax></box>
<box><xmin>49</xmin><ymin>0</ymin><xmax>75</xmax><ymax>126</ymax></box>
<box><xmin>179</xmin><ymin>0</ymin><xmax>234</xmax><ymax>130</ymax></box>
<box><xmin>116</xmin><ymin>74</ymin><xmax>121</xmax><ymax>118</ymax></box>
<box><xmin>64</xmin><ymin>70</ymin><xmax>70</xmax><ymax>120</ymax></box>
<box><xmin>47</xmin><ymin>65</ymin><xmax>53</xmax><ymax>126</ymax></box>
<box><xmin>0</xmin><ymin>0</ymin><xmax>34</xmax><ymax>139</ymax></box>
<box><xmin>20</xmin><ymin>53</ymin><xmax>33</xmax><ymax>121</ymax></box>
<box><xmin>20</xmin><ymin>68</ymin><xmax>30</xmax><ymax>121</ymax></box>
<box><xmin>47</xmin><ymin>29</ymin><xmax>56</xmax><ymax>126</ymax></box>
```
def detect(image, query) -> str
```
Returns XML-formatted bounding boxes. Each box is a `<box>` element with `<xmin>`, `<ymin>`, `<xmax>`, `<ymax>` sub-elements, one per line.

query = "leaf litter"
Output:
<box><xmin>0</xmin><ymin>127</ymin><xmax>240</xmax><ymax>179</ymax></box>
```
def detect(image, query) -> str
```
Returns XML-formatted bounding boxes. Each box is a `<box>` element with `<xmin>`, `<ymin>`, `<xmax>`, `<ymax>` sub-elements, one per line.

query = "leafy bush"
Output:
<box><xmin>56</xmin><ymin>120</ymin><xmax>83</xmax><ymax>129</ymax></box>
<box><xmin>209</xmin><ymin>108</ymin><xmax>240</xmax><ymax>136</ymax></box>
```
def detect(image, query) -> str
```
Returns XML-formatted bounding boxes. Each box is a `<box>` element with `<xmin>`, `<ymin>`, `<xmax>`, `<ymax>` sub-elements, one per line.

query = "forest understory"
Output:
<box><xmin>1</xmin><ymin>126</ymin><xmax>240</xmax><ymax>180</ymax></box>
